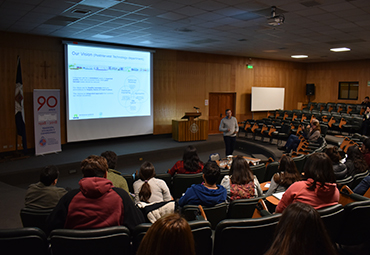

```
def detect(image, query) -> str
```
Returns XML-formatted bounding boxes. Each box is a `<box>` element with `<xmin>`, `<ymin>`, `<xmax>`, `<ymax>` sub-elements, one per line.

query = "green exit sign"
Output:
<box><xmin>247</xmin><ymin>65</ymin><xmax>253</xmax><ymax>69</ymax></box>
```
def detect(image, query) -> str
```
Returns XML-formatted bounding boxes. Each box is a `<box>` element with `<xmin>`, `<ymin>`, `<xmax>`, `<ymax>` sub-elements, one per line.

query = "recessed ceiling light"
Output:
<box><xmin>291</xmin><ymin>55</ymin><xmax>308</xmax><ymax>58</ymax></box>
<box><xmin>330</xmin><ymin>47</ymin><xmax>351</xmax><ymax>52</ymax></box>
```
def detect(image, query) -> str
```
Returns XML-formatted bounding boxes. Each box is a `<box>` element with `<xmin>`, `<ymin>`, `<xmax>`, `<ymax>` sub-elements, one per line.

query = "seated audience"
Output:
<box><xmin>47</xmin><ymin>155</ymin><xmax>145</xmax><ymax>232</ymax></box>
<box><xmin>101</xmin><ymin>151</ymin><xmax>130</xmax><ymax>194</ymax></box>
<box><xmin>220</xmin><ymin>155</ymin><xmax>263</xmax><ymax>200</ymax></box>
<box><xmin>276</xmin><ymin>152</ymin><xmax>339</xmax><ymax>213</ymax></box>
<box><xmin>325</xmin><ymin>146</ymin><xmax>347</xmax><ymax>180</ymax></box>
<box><xmin>168</xmin><ymin>145</ymin><xmax>204</xmax><ymax>176</ymax></box>
<box><xmin>264</xmin><ymin>155</ymin><xmax>301</xmax><ymax>197</ymax></box>
<box><xmin>133</xmin><ymin>161</ymin><xmax>172</xmax><ymax>204</ymax></box>
<box><xmin>25</xmin><ymin>165</ymin><xmax>67</xmax><ymax>209</ymax></box>
<box><xmin>345</xmin><ymin>145</ymin><xmax>368</xmax><ymax>177</ymax></box>
<box><xmin>279</xmin><ymin>119</ymin><xmax>320</xmax><ymax>153</ymax></box>
<box><xmin>353</xmin><ymin>176</ymin><xmax>370</xmax><ymax>195</ymax></box>
<box><xmin>265</xmin><ymin>202</ymin><xmax>337</xmax><ymax>255</ymax></box>
<box><xmin>137</xmin><ymin>213</ymin><xmax>195</xmax><ymax>255</ymax></box>
<box><xmin>178</xmin><ymin>161</ymin><xmax>227</xmax><ymax>207</ymax></box>
<box><xmin>361</xmin><ymin>138</ymin><xmax>370</xmax><ymax>168</ymax></box>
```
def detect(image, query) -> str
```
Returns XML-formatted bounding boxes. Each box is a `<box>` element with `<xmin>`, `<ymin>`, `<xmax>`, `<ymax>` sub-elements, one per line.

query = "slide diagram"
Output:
<box><xmin>118</xmin><ymin>76</ymin><xmax>149</xmax><ymax>113</ymax></box>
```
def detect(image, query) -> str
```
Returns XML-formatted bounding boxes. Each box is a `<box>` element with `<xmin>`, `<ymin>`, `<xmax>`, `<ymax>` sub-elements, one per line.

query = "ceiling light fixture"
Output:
<box><xmin>330</xmin><ymin>47</ymin><xmax>351</xmax><ymax>52</ymax></box>
<box><xmin>291</xmin><ymin>55</ymin><xmax>308</xmax><ymax>58</ymax></box>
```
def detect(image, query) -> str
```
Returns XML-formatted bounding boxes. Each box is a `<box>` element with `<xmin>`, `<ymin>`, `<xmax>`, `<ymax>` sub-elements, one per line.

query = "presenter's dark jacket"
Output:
<box><xmin>46</xmin><ymin>177</ymin><xmax>145</xmax><ymax>233</ymax></box>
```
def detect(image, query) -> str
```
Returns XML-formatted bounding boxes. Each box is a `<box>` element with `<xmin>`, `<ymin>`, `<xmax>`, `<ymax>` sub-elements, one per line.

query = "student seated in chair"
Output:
<box><xmin>278</xmin><ymin>119</ymin><xmax>320</xmax><ymax>153</ymax></box>
<box><xmin>265</xmin><ymin>202</ymin><xmax>337</xmax><ymax>255</ymax></box>
<box><xmin>178</xmin><ymin>161</ymin><xmax>227</xmax><ymax>207</ymax></box>
<box><xmin>25</xmin><ymin>165</ymin><xmax>67</xmax><ymax>209</ymax></box>
<box><xmin>46</xmin><ymin>155</ymin><xmax>145</xmax><ymax>232</ymax></box>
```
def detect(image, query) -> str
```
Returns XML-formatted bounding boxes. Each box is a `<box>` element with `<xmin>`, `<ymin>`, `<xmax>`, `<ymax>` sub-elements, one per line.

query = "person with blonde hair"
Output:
<box><xmin>137</xmin><ymin>213</ymin><xmax>195</xmax><ymax>255</ymax></box>
<box><xmin>279</xmin><ymin>118</ymin><xmax>320</xmax><ymax>153</ymax></box>
<box><xmin>265</xmin><ymin>202</ymin><xmax>337</xmax><ymax>255</ymax></box>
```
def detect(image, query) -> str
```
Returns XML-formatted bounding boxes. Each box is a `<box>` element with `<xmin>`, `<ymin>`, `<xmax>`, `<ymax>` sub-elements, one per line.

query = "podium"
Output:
<box><xmin>172</xmin><ymin>112</ymin><xmax>208</xmax><ymax>142</ymax></box>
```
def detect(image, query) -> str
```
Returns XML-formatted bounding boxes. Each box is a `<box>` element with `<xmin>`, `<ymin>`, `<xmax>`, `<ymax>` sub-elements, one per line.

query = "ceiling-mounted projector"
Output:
<box><xmin>268</xmin><ymin>6</ymin><xmax>284</xmax><ymax>26</ymax></box>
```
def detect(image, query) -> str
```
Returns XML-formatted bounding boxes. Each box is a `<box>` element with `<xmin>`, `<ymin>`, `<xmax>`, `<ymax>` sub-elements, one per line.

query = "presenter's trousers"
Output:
<box><xmin>224</xmin><ymin>136</ymin><xmax>236</xmax><ymax>156</ymax></box>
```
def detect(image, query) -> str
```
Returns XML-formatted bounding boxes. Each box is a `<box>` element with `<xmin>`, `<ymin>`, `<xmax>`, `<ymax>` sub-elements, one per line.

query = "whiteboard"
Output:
<box><xmin>251</xmin><ymin>87</ymin><xmax>285</xmax><ymax>111</ymax></box>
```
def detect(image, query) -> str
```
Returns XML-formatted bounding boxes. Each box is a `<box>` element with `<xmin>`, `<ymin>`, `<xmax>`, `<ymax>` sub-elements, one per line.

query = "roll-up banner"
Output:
<box><xmin>33</xmin><ymin>89</ymin><xmax>61</xmax><ymax>155</ymax></box>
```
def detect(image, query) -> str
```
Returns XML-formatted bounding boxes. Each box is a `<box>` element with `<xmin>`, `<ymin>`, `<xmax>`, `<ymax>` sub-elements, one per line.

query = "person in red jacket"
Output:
<box><xmin>169</xmin><ymin>146</ymin><xmax>204</xmax><ymax>176</ymax></box>
<box><xmin>276</xmin><ymin>152</ymin><xmax>339</xmax><ymax>213</ymax></box>
<box><xmin>46</xmin><ymin>155</ymin><xmax>144</xmax><ymax>233</ymax></box>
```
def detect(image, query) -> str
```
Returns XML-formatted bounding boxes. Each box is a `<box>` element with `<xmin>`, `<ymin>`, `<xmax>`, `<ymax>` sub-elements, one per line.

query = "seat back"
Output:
<box><xmin>350</xmin><ymin>170</ymin><xmax>369</xmax><ymax>190</ymax></box>
<box><xmin>320</xmin><ymin>124</ymin><xmax>328</xmax><ymax>137</ymax></box>
<box><xmin>336</xmin><ymin>199</ymin><xmax>370</xmax><ymax>245</ymax></box>
<box><xmin>182</xmin><ymin>202</ymin><xmax>228</xmax><ymax>229</ymax></box>
<box><xmin>172</xmin><ymin>173</ymin><xmax>203</xmax><ymax>199</ymax></box>
<box><xmin>155</xmin><ymin>173</ymin><xmax>172</xmax><ymax>190</ymax></box>
<box><xmin>49</xmin><ymin>226</ymin><xmax>131</xmax><ymax>255</ymax></box>
<box><xmin>214</xmin><ymin>213</ymin><xmax>281</xmax><ymax>255</ymax></box>
<box><xmin>0</xmin><ymin>227</ymin><xmax>48</xmax><ymax>255</ymax></box>
<box><xmin>20</xmin><ymin>207</ymin><xmax>53</xmax><ymax>234</ymax></box>
<box><xmin>217</xmin><ymin>169</ymin><xmax>229</xmax><ymax>184</ymax></box>
<box><xmin>227</xmin><ymin>197</ymin><xmax>261</xmax><ymax>219</ymax></box>
<box><xmin>292</xmin><ymin>154</ymin><xmax>306</xmax><ymax>173</ymax></box>
<box><xmin>263</xmin><ymin>161</ymin><xmax>279</xmax><ymax>182</ymax></box>
<box><xmin>250</xmin><ymin>163</ymin><xmax>266</xmax><ymax>183</ymax></box>
<box><xmin>317</xmin><ymin>204</ymin><xmax>345</xmax><ymax>242</ymax></box>
<box><xmin>122</xmin><ymin>174</ymin><xmax>134</xmax><ymax>193</ymax></box>
<box><xmin>132</xmin><ymin>220</ymin><xmax>212</xmax><ymax>255</ymax></box>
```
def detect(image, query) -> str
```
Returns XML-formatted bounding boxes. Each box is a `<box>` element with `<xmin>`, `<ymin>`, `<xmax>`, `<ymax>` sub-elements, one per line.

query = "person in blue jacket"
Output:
<box><xmin>178</xmin><ymin>161</ymin><xmax>227</xmax><ymax>207</ymax></box>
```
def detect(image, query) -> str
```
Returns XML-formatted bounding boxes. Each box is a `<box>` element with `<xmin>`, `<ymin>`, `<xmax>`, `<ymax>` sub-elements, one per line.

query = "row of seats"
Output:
<box><xmin>302</xmin><ymin>102</ymin><xmax>367</xmax><ymax>115</ymax></box>
<box><xmin>8</xmin><ymin>193</ymin><xmax>370</xmax><ymax>255</ymax></box>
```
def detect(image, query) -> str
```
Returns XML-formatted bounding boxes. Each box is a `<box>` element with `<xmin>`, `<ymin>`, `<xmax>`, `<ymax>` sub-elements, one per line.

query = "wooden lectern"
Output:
<box><xmin>172</xmin><ymin>112</ymin><xmax>208</xmax><ymax>142</ymax></box>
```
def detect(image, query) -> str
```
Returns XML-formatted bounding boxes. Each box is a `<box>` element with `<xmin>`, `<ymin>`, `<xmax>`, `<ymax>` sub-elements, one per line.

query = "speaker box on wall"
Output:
<box><xmin>306</xmin><ymin>84</ymin><xmax>315</xmax><ymax>96</ymax></box>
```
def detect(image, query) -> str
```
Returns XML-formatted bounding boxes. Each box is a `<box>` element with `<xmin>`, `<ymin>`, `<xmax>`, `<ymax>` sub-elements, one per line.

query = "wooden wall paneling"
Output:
<box><xmin>153</xmin><ymin>51</ymin><xmax>177</xmax><ymax>134</ymax></box>
<box><xmin>235</xmin><ymin>62</ymin><xmax>254</xmax><ymax>121</ymax></box>
<box><xmin>176</xmin><ymin>61</ymin><xmax>206</xmax><ymax>121</ymax></box>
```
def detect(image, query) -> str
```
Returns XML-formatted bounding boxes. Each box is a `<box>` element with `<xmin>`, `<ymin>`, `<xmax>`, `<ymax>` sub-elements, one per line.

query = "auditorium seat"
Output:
<box><xmin>132</xmin><ymin>220</ymin><xmax>212</xmax><ymax>255</ymax></box>
<box><xmin>0</xmin><ymin>227</ymin><xmax>48</xmax><ymax>255</ymax></box>
<box><xmin>182</xmin><ymin>202</ymin><xmax>228</xmax><ymax>229</ymax></box>
<box><xmin>155</xmin><ymin>173</ymin><xmax>172</xmax><ymax>190</ymax></box>
<box><xmin>292</xmin><ymin>154</ymin><xmax>306</xmax><ymax>173</ymax></box>
<box><xmin>350</xmin><ymin>170</ymin><xmax>369</xmax><ymax>190</ymax></box>
<box><xmin>49</xmin><ymin>226</ymin><xmax>131</xmax><ymax>255</ymax></box>
<box><xmin>250</xmin><ymin>163</ymin><xmax>266</xmax><ymax>183</ymax></box>
<box><xmin>121</xmin><ymin>174</ymin><xmax>134</xmax><ymax>193</ymax></box>
<box><xmin>20</xmin><ymin>207</ymin><xmax>53</xmax><ymax>234</ymax></box>
<box><xmin>172</xmin><ymin>173</ymin><xmax>203</xmax><ymax>199</ymax></box>
<box><xmin>317</xmin><ymin>204</ymin><xmax>345</xmax><ymax>243</ymax></box>
<box><xmin>227</xmin><ymin>197</ymin><xmax>261</xmax><ymax>219</ymax></box>
<box><xmin>336</xmin><ymin>199</ymin><xmax>370</xmax><ymax>246</ymax></box>
<box><xmin>214</xmin><ymin>213</ymin><xmax>281</xmax><ymax>255</ymax></box>
<box><xmin>263</xmin><ymin>161</ymin><xmax>279</xmax><ymax>182</ymax></box>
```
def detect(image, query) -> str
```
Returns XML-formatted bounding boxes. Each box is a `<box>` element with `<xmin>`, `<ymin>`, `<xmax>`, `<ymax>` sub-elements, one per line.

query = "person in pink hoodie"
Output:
<box><xmin>276</xmin><ymin>152</ymin><xmax>339</xmax><ymax>213</ymax></box>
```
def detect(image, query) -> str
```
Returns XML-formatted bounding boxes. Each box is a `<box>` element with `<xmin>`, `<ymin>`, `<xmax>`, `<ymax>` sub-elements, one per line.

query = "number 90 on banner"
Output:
<box><xmin>37</xmin><ymin>96</ymin><xmax>57</xmax><ymax>111</ymax></box>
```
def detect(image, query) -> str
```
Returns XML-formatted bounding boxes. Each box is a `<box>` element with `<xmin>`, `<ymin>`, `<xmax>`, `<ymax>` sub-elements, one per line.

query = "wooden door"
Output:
<box><xmin>209</xmin><ymin>92</ymin><xmax>236</xmax><ymax>134</ymax></box>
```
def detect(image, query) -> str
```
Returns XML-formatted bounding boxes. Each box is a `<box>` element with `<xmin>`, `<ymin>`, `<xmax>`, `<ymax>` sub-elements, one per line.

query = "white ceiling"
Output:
<box><xmin>1</xmin><ymin>0</ymin><xmax>370</xmax><ymax>62</ymax></box>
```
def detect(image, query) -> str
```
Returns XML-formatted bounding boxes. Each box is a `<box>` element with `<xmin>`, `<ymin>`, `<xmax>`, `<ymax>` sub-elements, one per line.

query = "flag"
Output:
<box><xmin>15</xmin><ymin>56</ymin><xmax>27</xmax><ymax>153</ymax></box>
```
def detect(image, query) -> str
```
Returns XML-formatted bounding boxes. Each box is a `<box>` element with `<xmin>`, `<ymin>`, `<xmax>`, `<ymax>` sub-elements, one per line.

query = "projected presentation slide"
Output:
<box><xmin>66</xmin><ymin>44</ymin><xmax>151</xmax><ymax>120</ymax></box>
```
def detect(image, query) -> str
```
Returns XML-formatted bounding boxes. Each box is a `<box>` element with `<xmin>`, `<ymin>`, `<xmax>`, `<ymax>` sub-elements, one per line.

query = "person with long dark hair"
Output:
<box><xmin>137</xmin><ymin>213</ymin><xmax>195</xmax><ymax>255</ymax></box>
<box><xmin>325</xmin><ymin>146</ymin><xmax>347</xmax><ymax>180</ymax></box>
<box><xmin>265</xmin><ymin>203</ymin><xmax>337</xmax><ymax>255</ymax></box>
<box><xmin>264</xmin><ymin>155</ymin><xmax>301</xmax><ymax>197</ymax></box>
<box><xmin>133</xmin><ymin>161</ymin><xmax>172</xmax><ymax>204</ymax></box>
<box><xmin>168</xmin><ymin>146</ymin><xmax>204</xmax><ymax>176</ymax></box>
<box><xmin>345</xmin><ymin>145</ymin><xmax>368</xmax><ymax>176</ymax></box>
<box><xmin>275</xmin><ymin>152</ymin><xmax>339</xmax><ymax>213</ymax></box>
<box><xmin>220</xmin><ymin>155</ymin><xmax>263</xmax><ymax>200</ymax></box>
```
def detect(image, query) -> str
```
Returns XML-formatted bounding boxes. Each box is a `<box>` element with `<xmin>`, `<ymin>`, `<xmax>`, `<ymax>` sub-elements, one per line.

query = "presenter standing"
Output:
<box><xmin>219</xmin><ymin>109</ymin><xmax>239</xmax><ymax>156</ymax></box>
